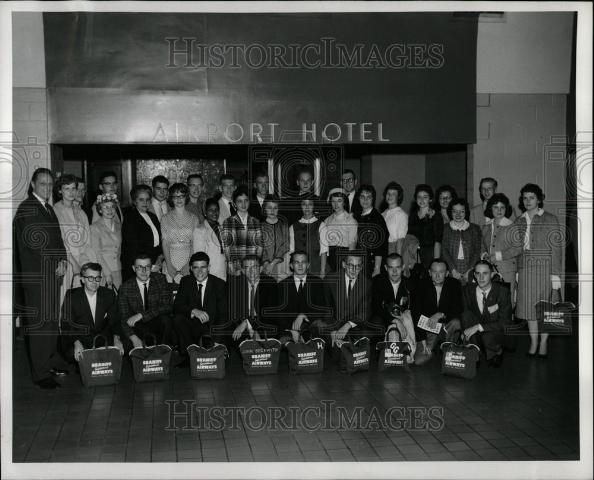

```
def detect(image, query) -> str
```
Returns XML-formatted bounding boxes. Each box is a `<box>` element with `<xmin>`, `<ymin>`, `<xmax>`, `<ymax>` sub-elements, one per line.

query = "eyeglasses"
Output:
<box><xmin>134</xmin><ymin>265</ymin><xmax>152</xmax><ymax>271</ymax></box>
<box><xmin>342</xmin><ymin>178</ymin><xmax>355</xmax><ymax>184</ymax></box>
<box><xmin>345</xmin><ymin>263</ymin><xmax>362</xmax><ymax>270</ymax></box>
<box><xmin>83</xmin><ymin>276</ymin><xmax>103</xmax><ymax>282</ymax></box>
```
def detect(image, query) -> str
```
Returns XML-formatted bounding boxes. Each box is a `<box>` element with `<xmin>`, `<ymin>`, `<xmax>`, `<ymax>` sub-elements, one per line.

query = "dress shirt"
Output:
<box><xmin>196</xmin><ymin>277</ymin><xmax>208</xmax><ymax>307</ymax></box>
<box><xmin>347</xmin><ymin>191</ymin><xmax>356</xmax><ymax>211</ymax></box>
<box><xmin>476</xmin><ymin>285</ymin><xmax>492</xmax><ymax>314</ymax></box>
<box><xmin>136</xmin><ymin>278</ymin><xmax>150</xmax><ymax>307</ymax></box>
<box><xmin>237</xmin><ymin>212</ymin><xmax>249</xmax><ymax>226</ymax></box>
<box><xmin>32</xmin><ymin>192</ymin><xmax>49</xmax><ymax>208</ymax></box>
<box><xmin>434</xmin><ymin>284</ymin><xmax>443</xmax><ymax>304</ymax></box>
<box><xmin>450</xmin><ymin>220</ymin><xmax>470</xmax><ymax>261</ymax></box>
<box><xmin>151</xmin><ymin>198</ymin><xmax>168</xmax><ymax>220</ymax></box>
<box><xmin>85</xmin><ymin>290</ymin><xmax>98</xmax><ymax>323</ymax></box>
<box><xmin>139</xmin><ymin>211</ymin><xmax>160</xmax><ymax>247</ymax></box>
<box><xmin>390</xmin><ymin>280</ymin><xmax>401</xmax><ymax>301</ymax></box>
<box><xmin>293</xmin><ymin>275</ymin><xmax>307</xmax><ymax>291</ymax></box>
<box><xmin>344</xmin><ymin>273</ymin><xmax>358</xmax><ymax>328</ymax></box>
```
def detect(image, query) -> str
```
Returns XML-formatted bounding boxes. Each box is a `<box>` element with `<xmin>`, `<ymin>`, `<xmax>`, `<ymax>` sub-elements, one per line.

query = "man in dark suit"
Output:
<box><xmin>230</xmin><ymin>255</ymin><xmax>279</xmax><ymax>341</ymax></box>
<box><xmin>118</xmin><ymin>253</ymin><xmax>173</xmax><ymax>349</ymax></box>
<box><xmin>411</xmin><ymin>258</ymin><xmax>463</xmax><ymax>365</ymax></box>
<box><xmin>13</xmin><ymin>168</ymin><xmax>71</xmax><ymax>389</ymax></box>
<box><xmin>312</xmin><ymin>252</ymin><xmax>372</xmax><ymax>344</ymax></box>
<box><xmin>278</xmin><ymin>251</ymin><xmax>333</xmax><ymax>341</ymax></box>
<box><xmin>461</xmin><ymin>260</ymin><xmax>511</xmax><ymax>367</ymax></box>
<box><xmin>248</xmin><ymin>172</ymin><xmax>269</xmax><ymax>222</ymax></box>
<box><xmin>61</xmin><ymin>262</ymin><xmax>124</xmax><ymax>361</ymax></box>
<box><xmin>371</xmin><ymin>253</ymin><xmax>416</xmax><ymax>360</ymax></box>
<box><xmin>173</xmin><ymin>251</ymin><xmax>228</xmax><ymax>357</ymax></box>
<box><xmin>341</xmin><ymin>169</ymin><xmax>362</xmax><ymax>216</ymax></box>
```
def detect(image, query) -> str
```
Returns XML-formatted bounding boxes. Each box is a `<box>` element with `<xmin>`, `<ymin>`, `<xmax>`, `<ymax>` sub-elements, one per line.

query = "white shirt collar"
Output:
<box><xmin>136</xmin><ymin>277</ymin><xmax>150</xmax><ymax>289</ymax></box>
<box><xmin>523</xmin><ymin>208</ymin><xmax>545</xmax><ymax>219</ymax></box>
<box><xmin>294</xmin><ymin>275</ymin><xmax>307</xmax><ymax>288</ymax></box>
<box><xmin>196</xmin><ymin>277</ymin><xmax>208</xmax><ymax>287</ymax></box>
<box><xmin>476</xmin><ymin>285</ymin><xmax>492</xmax><ymax>297</ymax></box>
<box><xmin>238</xmin><ymin>211</ymin><xmax>249</xmax><ymax>224</ymax></box>
<box><xmin>449</xmin><ymin>219</ymin><xmax>470</xmax><ymax>231</ymax></box>
<box><xmin>345</xmin><ymin>273</ymin><xmax>356</xmax><ymax>287</ymax></box>
<box><xmin>32</xmin><ymin>192</ymin><xmax>48</xmax><ymax>206</ymax></box>
<box><xmin>299</xmin><ymin>216</ymin><xmax>318</xmax><ymax>224</ymax></box>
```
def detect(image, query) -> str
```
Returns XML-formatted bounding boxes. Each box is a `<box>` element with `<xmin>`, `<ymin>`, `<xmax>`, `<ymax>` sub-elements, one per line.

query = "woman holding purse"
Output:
<box><xmin>514</xmin><ymin>184</ymin><xmax>563</xmax><ymax>358</ymax></box>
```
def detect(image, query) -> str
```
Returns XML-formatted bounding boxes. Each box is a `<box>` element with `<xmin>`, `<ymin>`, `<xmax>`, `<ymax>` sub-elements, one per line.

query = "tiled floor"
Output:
<box><xmin>12</xmin><ymin>331</ymin><xmax>580</xmax><ymax>463</ymax></box>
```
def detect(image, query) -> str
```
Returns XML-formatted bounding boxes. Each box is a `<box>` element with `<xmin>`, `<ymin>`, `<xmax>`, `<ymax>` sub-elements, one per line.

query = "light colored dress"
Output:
<box><xmin>193</xmin><ymin>221</ymin><xmax>226</xmax><ymax>281</ymax></box>
<box><xmin>90</xmin><ymin>219</ymin><xmax>123</xmax><ymax>289</ymax></box>
<box><xmin>161</xmin><ymin>209</ymin><xmax>200</xmax><ymax>281</ymax></box>
<box><xmin>53</xmin><ymin>201</ymin><xmax>96</xmax><ymax>304</ymax></box>
<box><xmin>382</xmin><ymin>206</ymin><xmax>408</xmax><ymax>254</ymax></box>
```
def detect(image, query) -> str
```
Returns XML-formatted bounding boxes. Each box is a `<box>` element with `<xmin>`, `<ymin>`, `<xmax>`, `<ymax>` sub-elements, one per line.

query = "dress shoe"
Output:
<box><xmin>35</xmin><ymin>377</ymin><xmax>61</xmax><ymax>389</ymax></box>
<box><xmin>50</xmin><ymin>368</ymin><xmax>69</xmax><ymax>377</ymax></box>
<box><xmin>488</xmin><ymin>353</ymin><xmax>503</xmax><ymax>368</ymax></box>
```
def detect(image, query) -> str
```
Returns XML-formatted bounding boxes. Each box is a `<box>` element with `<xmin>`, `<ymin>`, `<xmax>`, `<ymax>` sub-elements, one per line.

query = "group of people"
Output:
<box><xmin>13</xmin><ymin>166</ymin><xmax>564</xmax><ymax>389</ymax></box>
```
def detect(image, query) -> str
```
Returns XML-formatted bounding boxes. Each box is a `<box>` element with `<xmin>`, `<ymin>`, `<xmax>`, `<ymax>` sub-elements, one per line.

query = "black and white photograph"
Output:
<box><xmin>1</xmin><ymin>1</ymin><xmax>592</xmax><ymax>479</ymax></box>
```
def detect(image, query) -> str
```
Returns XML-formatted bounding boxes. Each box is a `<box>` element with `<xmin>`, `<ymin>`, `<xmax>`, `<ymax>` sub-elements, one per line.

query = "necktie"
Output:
<box><xmin>249</xmin><ymin>284</ymin><xmax>256</xmax><ymax>318</ymax></box>
<box><xmin>116</xmin><ymin>206</ymin><xmax>122</xmax><ymax>221</ymax></box>
<box><xmin>44</xmin><ymin>203</ymin><xmax>54</xmax><ymax>218</ymax></box>
<box><xmin>298</xmin><ymin>280</ymin><xmax>304</xmax><ymax>295</ymax></box>
<box><xmin>348</xmin><ymin>280</ymin><xmax>353</xmax><ymax>298</ymax></box>
<box><xmin>197</xmin><ymin>283</ymin><xmax>203</xmax><ymax>310</ymax></box>
<box><xmin>230</xmin><ymin>202</ymin><xmax>238</xmax><ymax>216</ymax></box>
<box><xmin>481</xmin><ymin>291</ymin><xmax>489</xmax><ymax>319</ymax></box>
<box><xmin>143</xmin><ymin>283</ymin><xmax>149</xmax><ymax>312</ymax></box>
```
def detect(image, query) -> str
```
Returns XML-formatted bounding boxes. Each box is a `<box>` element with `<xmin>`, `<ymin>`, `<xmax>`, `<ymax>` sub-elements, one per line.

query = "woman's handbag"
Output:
<box><xmin>187</xmin><ymin>342</ymin><xmax>228</xmax><ymax>379</ymax></box>
<box><xmin>535</xmin><ymin>293</ymin><xmax>575</xmax><ymax>335</ymax></box>
<box><xmin>78</xmin><ymin>335</ymin><xmax>123</xmax><ymax>387</ymax></box>
<box><xmin>286</xmin><ymin>334</ymin><xmax>326</xmax><ymax>374</ymax></box>
<box><xmin>129</xmin><ymin>334</ymin><xmax>172</xmax><ymax>382</ymax></box>
<box><xmin>239</xmin><ymin>333</ymin><xmax>282</xmax><ymax>375</ymax></box>
<box><xmin>440</xmin><ymin>338</ymin><xmax>480</xmax><ymax>379</ymax></box>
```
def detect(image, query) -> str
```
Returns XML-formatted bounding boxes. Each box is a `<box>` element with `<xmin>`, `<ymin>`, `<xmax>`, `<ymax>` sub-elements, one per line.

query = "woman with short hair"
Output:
<box><xmin>514</xmin><ymin>184</ymin><xmax>563</xmax><ymax>358</ymax></box>
<box><xmin>90</xmin><ymin>193</ymin><xmax>123</xmax><ymax>289</ymax></box>
<box><xmin>161</xmin><ymin>183</ymin><xmax>200</xmax><ymax>284</ymax></box>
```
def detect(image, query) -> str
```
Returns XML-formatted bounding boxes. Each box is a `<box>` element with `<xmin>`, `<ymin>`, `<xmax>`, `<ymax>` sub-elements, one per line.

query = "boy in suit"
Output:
<box><xmin>371</xmin><ymin>253</ymin><xmax>416</xmax><ymax>361</ymax></box>
<box><xmin>230</xmin><ymin>256</ymin><xmax>278</xmax><ymax>341</ymax></box>
<box><xmin>461</xmin><ymin>260</ymin><xmax>512</xmax><ymax>367</ymax></box>
<box><xmin>118</xmin><ymin>253</ymin><xmax>174</xmax><ymax>349</ymax></box>
<box><xmin>61</xmin><ymin>262</ymin><xmax>124</xmax><ymax>362</ymax></box>
<box><xmin>173</xmin><ymin>252</ymin><xmax>228</xmax><ymax>358</ymax></box>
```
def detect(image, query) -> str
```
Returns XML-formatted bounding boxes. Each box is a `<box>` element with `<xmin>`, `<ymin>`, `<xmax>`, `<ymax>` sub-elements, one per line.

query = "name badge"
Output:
<box><xmin>488</xmin><ymin>304</ymin><xmax>499</xmax><ymax>314</ymax></box>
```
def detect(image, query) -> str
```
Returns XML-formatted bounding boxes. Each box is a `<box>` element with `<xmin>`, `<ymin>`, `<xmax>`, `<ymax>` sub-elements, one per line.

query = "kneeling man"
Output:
<box><xmin>461</xmin><ymin>260</ymin><xmax>511</xmax><ymax>367</ymax></box>
<box><xmin>61</xmin><ymin>262</ymin><xmax>124</xmax><ymax>362</ymax></box>
<box><xmin>174</xmin><ymin>252</ymin><xmax>228</xmax><ymax>357</ymax></box>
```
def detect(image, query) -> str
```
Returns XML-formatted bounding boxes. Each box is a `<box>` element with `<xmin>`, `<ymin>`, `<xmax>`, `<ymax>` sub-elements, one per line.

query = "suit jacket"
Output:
<box><xmin>174</xmin><ymin>273</ymin><xmax>228</xmax><ymax>327</ymax></box>
<box><xmin>121</xmin><ymin>207</ymin><xmax>162</xmax><ymax>278</ymax></box>
<box><xmin>411</xmin><ymin>276</ymin><xmax>463</xmax><ymax>324</ymax></box>
<box><xmin>228</xmin><ymin>274</ymin><xmax>278</xmax><ymax>331</ymax></box>
<box><xmin>462</xmin><ymin>282</ymin><xmax>512</xmax><ymax>332</ymax></box>
<box><xmin>345</xmin><ymin>191</ymin><xmax>362</xmax><ymax>217</ymax></box>
<box><xmin>13</xmin><ymin>195</ymin><xmax>67</xmax><ymax>277</ymax></box>
<box><xmin>61</xmin><ymin>286</ymin><xmax>122</xmax><ymax>346</ymax></box>
<box><xmin>273</xmin><ymin>274</ymin><xmax>332</xmax><ymax>331</ymax></box>
<box><xmin>118</xmin><ymin>272</ymin><xmax>172</xmax><ymax>337</ymax></box>
<box><xmin>372</xmin><ymin>273</ymin><xmax>412</xmax><ymax>326</ymax></box>
<box><xmin>248</xmin><ymin>192</ymin><xmax>267</xmax><ymax>222</ymax></box>
<box><xmin>325</xmin><ymin>272</ymin><xmax>372</xmax><ymax>328</ymax></box>
<box><xmin>193</xmin><ymin>221</ymin><xmax>226</xmax><ymax>281</ymax></box>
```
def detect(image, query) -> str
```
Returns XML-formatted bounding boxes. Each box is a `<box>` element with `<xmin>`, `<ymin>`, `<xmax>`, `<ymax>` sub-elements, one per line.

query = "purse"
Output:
<box><xmin>187</xmin><ymin>342</ymin><xmax>228</xmax><ymax>379</ymax></box>
<box><xmin>440</xmin><ymin>339</ymin><xmax>480</xmax><ymax>379</ymax></box>
<box><xmin>78</xmin><ymin>334</ymin><xmax>123</xmax><ymax>387</ymax></box>
<box><xmin>376</xmin><ymin>327</ymin><xmax>412</xmax><ymax>371</ymax></box>
<box><xmin>337</xmin><ymin>336</ymin><xmax>371</xmax><ymax>374</ymax></box>
<box><xmin>129</xmin><ymin>333</ymin><xmax>172</xmax><ymax>382</ymax></box>
<box><xmin>239</xmin><ymin>334</ymin><xmax>282</xmax><ymax>375</ymax></box>
<box><xmin>286</xmin><ymin>335</ymin><xmax>326</xmax><ymax>374</ymax></box>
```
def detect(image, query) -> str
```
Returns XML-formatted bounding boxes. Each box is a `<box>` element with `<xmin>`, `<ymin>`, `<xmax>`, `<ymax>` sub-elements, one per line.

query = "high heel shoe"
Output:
<box><xmin>526</xmin><ymin>351</ymin><xmax>537</xmax><ymax>358</ymax></box>
<box><xmin>537</xmin><ymin>353</ymin><xmax>548</xmax><ymax>359</ymax></box>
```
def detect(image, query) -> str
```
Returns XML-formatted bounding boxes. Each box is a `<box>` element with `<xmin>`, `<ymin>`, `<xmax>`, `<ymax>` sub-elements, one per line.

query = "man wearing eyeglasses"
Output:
<box><xmin>92</xmin><ymin>171</ymin><xmax>124</xmax><ymax>223</ymax></box>
<box><xmin>313</xmin><ymin>252</ymin><xmax>372</xmax><ymax>344</ymax></box>
<box><xmin>341</xmin><ymin>169</ymin><xmax>361</xmax><ymax>216</ymax></box>
<box><xmin>61</xmin><ymin>262</ymin><xmax>124</xmax><ymax>363</ymax></box>
<box><xmin>118</xmin><ymin>253</ymin><xmax>174</xmax><ymax>349</ymax></box>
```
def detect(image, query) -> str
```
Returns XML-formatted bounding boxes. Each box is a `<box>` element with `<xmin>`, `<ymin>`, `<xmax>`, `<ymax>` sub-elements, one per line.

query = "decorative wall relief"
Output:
<box><xmin>134</xmin><ymin>159</ymin><xmax>225</xmax><ymax>198</ymax></box>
